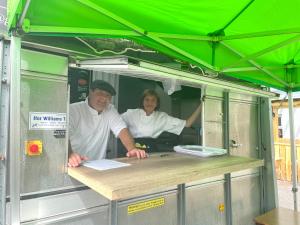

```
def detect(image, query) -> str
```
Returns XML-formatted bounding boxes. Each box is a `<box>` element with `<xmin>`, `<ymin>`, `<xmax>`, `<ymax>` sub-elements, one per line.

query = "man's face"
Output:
<box><xmin>88</xmin><ymin>89</ymin><xmax>112</xmax><ymax>112</ymax></box>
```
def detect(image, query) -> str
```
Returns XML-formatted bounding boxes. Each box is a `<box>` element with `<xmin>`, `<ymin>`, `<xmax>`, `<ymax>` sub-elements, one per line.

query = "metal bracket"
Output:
<box><xmin>230</xmin><ymin>139</ymin><xmax>243</xmax><ymax>148</ymax></box>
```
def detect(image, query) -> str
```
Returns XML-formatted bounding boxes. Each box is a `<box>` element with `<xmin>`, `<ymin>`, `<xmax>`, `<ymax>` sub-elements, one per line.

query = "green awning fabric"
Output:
<box><xmin>7</xmin><ymin>0</ymin><xmax>300</xmax><ymax>91</ymax></box>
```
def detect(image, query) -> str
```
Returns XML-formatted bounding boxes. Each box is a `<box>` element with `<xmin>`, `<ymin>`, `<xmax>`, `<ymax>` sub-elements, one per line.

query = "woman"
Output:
<box><xmin>121</xmin><ymin>89</ymin><xmax>202</xmax><ymax>151</ymax></box>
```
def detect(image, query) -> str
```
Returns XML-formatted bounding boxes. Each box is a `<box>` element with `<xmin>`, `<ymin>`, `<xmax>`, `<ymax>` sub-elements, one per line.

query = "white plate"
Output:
<box><xmin>174</xmin><ymin>145</ymin><xmax>227</xmax><ymax>157</ymax></box>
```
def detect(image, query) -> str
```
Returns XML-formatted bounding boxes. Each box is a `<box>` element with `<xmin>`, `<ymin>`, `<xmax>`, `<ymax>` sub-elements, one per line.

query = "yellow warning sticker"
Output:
<box><xmin>128</xmin><ymin>197</ymin><xmax>165</xmax><ymax>215</ymax></box>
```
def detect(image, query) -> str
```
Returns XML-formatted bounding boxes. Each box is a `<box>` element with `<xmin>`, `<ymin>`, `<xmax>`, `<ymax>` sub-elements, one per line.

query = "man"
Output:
<box><xmin>68</xmin><ymin>80</ymin><xmax>147</xmax><ymax>167</ymax></box>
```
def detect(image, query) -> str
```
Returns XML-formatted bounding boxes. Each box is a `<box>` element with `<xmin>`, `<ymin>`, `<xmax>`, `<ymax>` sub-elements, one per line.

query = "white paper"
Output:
<box><xmin>83</xmin><ymin>159</ymin><xmax>130</xmax><ymax>171</ymax></box>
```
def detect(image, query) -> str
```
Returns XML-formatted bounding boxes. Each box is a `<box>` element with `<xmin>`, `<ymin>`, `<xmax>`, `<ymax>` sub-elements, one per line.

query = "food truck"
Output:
<box><xmin>1</xmin><ymin>1</ymin><xmax>300</xmax><ymax>225</ymax></box>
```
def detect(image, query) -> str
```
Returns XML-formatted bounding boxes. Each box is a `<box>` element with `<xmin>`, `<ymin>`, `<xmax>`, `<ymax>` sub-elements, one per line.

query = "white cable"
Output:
<box><xmin>75</xmin><ymin>37</ymin><xmax>156</xmax><ymax>55</ymax></box>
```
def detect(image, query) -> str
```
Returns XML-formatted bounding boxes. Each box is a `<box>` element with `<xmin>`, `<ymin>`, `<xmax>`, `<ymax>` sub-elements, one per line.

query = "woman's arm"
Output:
<box><xmin>185</xmin><ymin>102</ymin><xmax>203</xmax><ymax>128</ymax></box>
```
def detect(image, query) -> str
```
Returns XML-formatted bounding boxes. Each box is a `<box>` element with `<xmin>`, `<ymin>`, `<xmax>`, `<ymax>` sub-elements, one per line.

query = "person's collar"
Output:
<box><xmin>85</xmin><ymin>98</ymin><xmax>103</xmax><ymax>115</ymax></box>
<box><xmin>142</xmin><ymin>108</ymin><xmax>155</xmax><ymax>116</ymax></box>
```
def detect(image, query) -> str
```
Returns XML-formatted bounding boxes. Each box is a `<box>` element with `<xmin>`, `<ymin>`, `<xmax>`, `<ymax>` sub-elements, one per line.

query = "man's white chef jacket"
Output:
<box><xmin>69</xmin><ymin>99</ymin><xmax>126</xmax><ymax>160</ymax></box>
<box><xmin>121</xmin><ymin>109</ymin><xmax>186</xmax><ymax>138</ymax></box>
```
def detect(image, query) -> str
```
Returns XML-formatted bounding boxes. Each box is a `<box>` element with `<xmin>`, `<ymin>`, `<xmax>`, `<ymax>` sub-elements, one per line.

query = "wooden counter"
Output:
<box><xmin>254</xmin><ymin>207</ymin><xmax>300</xmax><ymax>225</ymax></box>
<box><xmin>68</xmin><ymin>153</ymin><xmax>264</xmax><ymax>200</ymax></box>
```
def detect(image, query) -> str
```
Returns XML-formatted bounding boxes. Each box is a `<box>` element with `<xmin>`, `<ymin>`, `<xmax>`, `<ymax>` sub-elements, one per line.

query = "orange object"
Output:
<box><xmin>218</xmin><ymin>203</ymin><xmax>225</xmax><ymax>212</ymax></box>
<box><xmin>25</xmin><ymin>140</ymin><xmax>43</xmax><ymax>156</ymax></box>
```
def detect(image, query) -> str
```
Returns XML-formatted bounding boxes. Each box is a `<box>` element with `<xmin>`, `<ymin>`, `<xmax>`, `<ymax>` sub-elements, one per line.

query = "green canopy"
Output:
<box><xmin>7</xmin><ymin>0</ymin><xmax>300</xmax><ymax>91</ymax></box>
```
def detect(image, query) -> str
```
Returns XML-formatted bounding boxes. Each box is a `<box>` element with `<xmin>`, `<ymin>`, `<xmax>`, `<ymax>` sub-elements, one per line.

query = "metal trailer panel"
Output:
<box><xmin>9</xmin><ymin>35</ymin><xmax>22</xmax><ymax>225</ymax></box>
<box><xmin>231</xmin><ymin>175</ymin><xmax>261</xmax><ymax>225</ymax></box>
<box><xmin>260</xmin><ymin>98</ymin><xmax>277</xmax><ymax>211</ymax></box>
<box><xmin>186</xmin><ymin>181</ymin><xmax>226</xmax><ymax>225</ymax></box>
<box><xmin>229</xmin><ymin>93</ymin><xmax>258</xmax><ymax>103</ymax></box>
<box><xmin>0</xmin><ymin>40</ymin><xmax>10</xmax><ymax>225</ymax></box>
<box><xmin>229</xmin><ymin>100</ymin><xmax>259</xmax><ymax>158</ymax></box>
<box><xmin>204</xmin><ymin>95</ymin><xmax>224</xmax><ymax>148</ymax></box>
<box><xmin>229</xmin><ymin>95</ymin><xmax>260</xmax><ymax>178</ymax></box>
<box><xmin>117</xmin><ymin>190</ymin><xmax>178</xmax><ymax>225</ymax></box>
<box><xmin>18</xmin><ymin>189</ymin><xmax>108</xmax><ymax>223</ymax></box>
<box><xmin>47</xmin><ymin>208</ymin><xmax>109</xmax><ymax>225</ymax></box>
<box><xmin>228</xmin><ymin>93</ymin><xmax>262</xmax><ymax>225</ymax></box>
<box><xmin>19</xmin><ymin>73</ymin><xmax>68</xmax><ymax>194</ymax></box>
<box><xmin>18</xmin><ymin>205</ymin><xmax>109</xmax><ymax>225</ymax></box>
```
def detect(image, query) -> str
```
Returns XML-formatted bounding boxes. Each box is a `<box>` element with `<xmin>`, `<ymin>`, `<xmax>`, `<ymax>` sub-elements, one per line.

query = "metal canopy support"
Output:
<box><xmin>222</xmin><ymin>34</ymin><xmax>300</xmax><ymax>70</ymax></box>
<box><xmin>222</xmin><ymin>28</ymin><xmax>300</xmax><ymax>40</ymax></box>
<box><xmin>288</xmin><ymin>90</ymin><xmax>298</xmax><ymax>211</ymax></box>
<box><xmin>17</xmin><ymin>0</ymin><xmax>31</xmax><ymax>28</ymax></box>
<box><xmin>220</xmin><ymin>42</ymin><xmax>289</xmax><ymax>87</ymax></box>
<box><xmin>223</xmin><ymin>64</ymin><xmax>300</xmax><ymax>73</ymax></box>
<box><xmin>9</xmin><ymin>36</ymin><xmax>21</xmax><ymax>225</ymax></box>
<box><xmin>29</xmin><ymin>26</ymin><xmax>141</xmax><ymax>36</ymax></box>
<box><xmin>220</xmin><ymin>0</ymin><xmax>255</xmax><ymax>32</ymax></box>
<box><xmin>27</xmin><ymin>26</ymin><xmax>300</xmax><ymax>42</ymax></box>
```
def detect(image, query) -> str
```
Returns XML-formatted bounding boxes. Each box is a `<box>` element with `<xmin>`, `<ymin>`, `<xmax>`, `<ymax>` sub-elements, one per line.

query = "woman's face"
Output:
<box><xmin>143</xmin><ymin>95</ymin><xmax>157</xmax><ymax>115</ymax></box>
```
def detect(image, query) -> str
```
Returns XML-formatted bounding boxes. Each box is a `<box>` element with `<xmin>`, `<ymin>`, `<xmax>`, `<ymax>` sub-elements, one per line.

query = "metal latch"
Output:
<box><xmin>230</xmin><ymin>140</ymin><xmax>243</xmax><ymax>148</ymax></box>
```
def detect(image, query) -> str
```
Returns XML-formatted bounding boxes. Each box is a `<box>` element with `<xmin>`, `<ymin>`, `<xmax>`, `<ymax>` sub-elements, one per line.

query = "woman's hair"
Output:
<box><xmin>139</xmin><ymin>89</ymin><xmax>160</xmax><ymax>110</ymax></box>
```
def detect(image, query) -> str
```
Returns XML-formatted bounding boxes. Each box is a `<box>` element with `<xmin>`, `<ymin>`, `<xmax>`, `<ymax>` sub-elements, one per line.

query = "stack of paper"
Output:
<box><xmin>83</xmin><ymin>159</ymin><xmax>130</xmax><ymax>171</ymax></box>
<box><xmin>174</xmin><ymin>145</ymin><xmax>227</xmax><ymax>157</ymax></box>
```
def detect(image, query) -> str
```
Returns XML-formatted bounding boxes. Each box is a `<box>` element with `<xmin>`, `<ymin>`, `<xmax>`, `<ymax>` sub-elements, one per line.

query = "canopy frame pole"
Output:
<box><xmin>294</xmin><ymin>83</ymin><xmax>300</xmax><ymax>88</ymax></box>
<box><xmin>75</xmin><ymin>0</ymin><xmax>216</xmax><ymax>71</ymax></box>
<box><xmin>25</xmin><ymin>27</ymin><xmax>300</xmax><ymax>42</ymax></box>
<box><xmin>222</xmin><ymin>28</ymin><xmax>300</xmax><ymax>40</ymax></box>
<box><xmin>220</xmin><ymin>0</ymin><xmax>255</xmax><ymax>32</ymax></box>
<box><xmin>17</xmin><ymin>0</ymin><xmax>31</xmax><ymax>28</ymax></box>
<box><xmin>29</xmin><ymin>25</ymin><xmax>141</xmax><ymax>36</ymax></box>
<box><xmin>220</xmin><ymin>42</ymin><xmax>289</xmax><ymax>87</ymax></box>
<box><xmin>223</xmin><ymin>64</ymin><xmax>300</xmax><ymax>73</ymax></box>
<box><xmin>288</xmin><ymin>90</ymin><xmax>298</xmax><ymax>211</ymax></box>
<box><xmin>221</xmin><ymin>34</ymin><xmax>300</xmax><ymax>71</ymax></box>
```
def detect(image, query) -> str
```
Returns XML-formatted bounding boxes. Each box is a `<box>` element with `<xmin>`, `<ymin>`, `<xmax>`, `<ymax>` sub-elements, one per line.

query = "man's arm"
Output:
<box><xmin>118</xmin><ymin>128</ymin><xmax>147</xmax><ymax>159</ymax></box>
<box><xmin>68</xmin><ymin>140</ymin><xmax>88</xmax><ymax>167</ymax></box>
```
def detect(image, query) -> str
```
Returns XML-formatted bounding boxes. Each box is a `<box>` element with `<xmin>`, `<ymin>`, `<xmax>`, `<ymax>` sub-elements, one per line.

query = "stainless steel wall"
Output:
<box><xmin>20</xmin><ymin>74</ymin><xmax>68</xmax><ymax>194</ymax></box>
<box><xmin>229</xmin><ymin>93</ymin><xmax>261</xmax><ymax>225</ymax></box>
<box><xmin>231</xmin><ymin>175</ymin><xmax>261</xmax><ymax>225</ymax></box>
<box><xmin>117</xmin><ymin>191</ymin><xmax>178</xmax><ymax>225</ymax></box>
<box><xmin>186</xmin><ymin>180</ymin><xmax>226</xmax><ymax>225</ymax></box>
<box><xmin>202</xmin><ymin>89</ymin><xmax>262</xmax><ymax>225</ymax></box>
<box><xmin>204</xmin><ymin>88</ymin><xmax>224</xmax><ymax>148</ymax></box>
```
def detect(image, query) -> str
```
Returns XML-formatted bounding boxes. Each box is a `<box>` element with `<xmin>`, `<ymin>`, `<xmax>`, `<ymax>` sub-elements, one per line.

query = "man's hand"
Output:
<box><xmin>68</xmin><ymin>152</ymin><xmax>88</xmax><ymax>167</ymax></box>
<box><xmin>126</xmin><ymin>148</ymin><xmax>147</xmax><ymax>159</ymax></box>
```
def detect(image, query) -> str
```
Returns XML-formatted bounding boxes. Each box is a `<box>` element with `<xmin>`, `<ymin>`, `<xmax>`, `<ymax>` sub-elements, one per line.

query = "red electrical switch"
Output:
<box><xmin>25</xmin><ymin>140</ymin><xmax>43</xmax><ymax>156</ymax></box>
